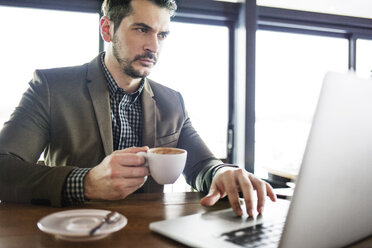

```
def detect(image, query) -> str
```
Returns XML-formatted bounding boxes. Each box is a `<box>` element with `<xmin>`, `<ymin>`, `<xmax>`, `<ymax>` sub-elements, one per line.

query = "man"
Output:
<box><xmin>0</xmin><ymin>0</ymin><xmax>276</xmax><ymax>216</ymax></box>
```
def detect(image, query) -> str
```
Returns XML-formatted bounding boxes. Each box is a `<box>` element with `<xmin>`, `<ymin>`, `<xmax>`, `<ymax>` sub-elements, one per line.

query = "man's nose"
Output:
<box><xmin>143</xmin><ymin>34</ymin><xmax>160</xmax><ymax>53</ymax></box>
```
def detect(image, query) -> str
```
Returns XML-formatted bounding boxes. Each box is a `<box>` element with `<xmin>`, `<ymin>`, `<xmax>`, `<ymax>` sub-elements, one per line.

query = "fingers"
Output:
<box><xmin>237</xmin><ymin>171</ymin><xmax>255</xmax><ymax>216</ymax></box>
<box><xmin>108</xmin><ymin>177</ymin><xmax>148</xmax><ymax>200</ymax></box>
<box><xmin>226</xmin><ymin>186</ymin><xmax>244</xmax><ymax>216</ymax></box>
<box><xmin>200</xmin><ymin>185</ymin><xmax>222</xmax><ymax>207</ymax></box>
<box><xmin>84</xmin><ymin>151</ymin><xmax>150</xmax><ymax>201</ymax></box>
<box><xmin>108</xmin><ymin>153</ymin><xmax>149</xmax><ymax>178</ymax></box>
<box><xmin>247</xmin><ymin>176</ymin><xmax>277</xmax><ymax>214</ymax></box>
<box><xmin>266</xmin><ymin>183</ymin><xmax>277</xmax><ymax>202</ymax></box>
<box><xmin>208</xmin><ymin>167</ymin><xmax>277</xmax><ymax>217</ymax></box>
<box><xmin>221</xmin><ymin>170</ymin><xmax>243</xmax><ymax>216</ymax></box>
<box><xmin>108</xmin><ymin>152</ymin><xmax>147</xmax><ymax>167</ymax></box>
<box><xmin>119</xmin><ymin>165</ymin><xmax>149</xmax><ymax>178</ymax></box>
<box><xmin>107</xmin><ymin>153</ymin><xmax>149</xmax><ymax>185</ymax></box>
<box><xmin>114</xmin><ymin>146</ymin><xmax>149</xmax><ymax>154</ymax></box>
<box><xmin>239</xmin><ymin>173</ymin><xmax>276</xmax><ymax>216</ymax></box>
<box><xmin>114</xmin><ymin>177</ymin><xmax>147</xmax><ymax>190</ymax></box>
<box><xmin>213</xmin><ymin>168</ymin><xmax>249</xmax><ymax>216</ymax></box>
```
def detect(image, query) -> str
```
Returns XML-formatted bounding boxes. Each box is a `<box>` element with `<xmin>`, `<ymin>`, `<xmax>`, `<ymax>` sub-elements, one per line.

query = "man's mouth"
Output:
<box><xmin>134</xmin><ymin>53</ymin><xmax>157</xmax><ymax>66</ymax></box>
<box><xmin>138</xmin><ymin>58</ymin><xmax>155</xmax><ymax>66</ymax></box>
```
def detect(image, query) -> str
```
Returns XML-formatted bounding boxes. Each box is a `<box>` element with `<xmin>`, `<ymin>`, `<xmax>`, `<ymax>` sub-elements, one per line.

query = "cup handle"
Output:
<box><xmin>136</xmin><ymin>151</ymin><xmax>148</xmax><ymax>167</ymax></box>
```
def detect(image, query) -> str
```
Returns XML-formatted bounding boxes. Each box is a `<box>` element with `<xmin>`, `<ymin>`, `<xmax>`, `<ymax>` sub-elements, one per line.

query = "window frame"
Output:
<box><xmin>0</xmin><ymin>0</ymin><xmax>239</xmax><ymax>162</ymax></box>
<box><xmin>1</xmin><ymin>0</ymin><xmax>372</xmax><ymax>172</ymax></box>
<box><xmin>247</xmin><ymin>6</ymin><xmax>372</xmax><ymax>173</ymax></box>
<box><xmin>173</xmin><ymin>0</ymin><xmax>240</xmax><ymax>163</ymax></box>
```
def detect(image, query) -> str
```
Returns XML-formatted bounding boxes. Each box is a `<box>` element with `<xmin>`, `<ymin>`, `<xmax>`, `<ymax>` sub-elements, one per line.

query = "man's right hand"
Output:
<box><xmin>83</xmin><ymin>146</ymin><xmax>149</xmax><ymax>200</ymax></box>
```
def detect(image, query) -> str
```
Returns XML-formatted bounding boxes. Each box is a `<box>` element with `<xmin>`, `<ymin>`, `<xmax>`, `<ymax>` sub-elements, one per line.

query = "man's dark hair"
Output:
<box><xmin>102</xmin><ymin>0</ymin><xmax>177</xmax><ymax>32</ymax></box>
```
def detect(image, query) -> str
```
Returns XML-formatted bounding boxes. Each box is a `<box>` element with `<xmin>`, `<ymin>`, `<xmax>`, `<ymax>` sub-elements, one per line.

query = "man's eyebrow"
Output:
<box><xmin>132</xmin><ymin>22</ymin><xmax>153</xmax><ymax>30</ymax></box>
<box><xmin>132</xmin><ymin>22</ymin><xmax>170</xmax><ymax>34</ymax></box>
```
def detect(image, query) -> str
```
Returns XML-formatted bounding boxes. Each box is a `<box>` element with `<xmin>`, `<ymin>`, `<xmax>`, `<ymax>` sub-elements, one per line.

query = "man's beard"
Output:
<box><xmin>112</xmin><ymin>34</ymin><xmax>157</xmax><ymax>79</ymax></box>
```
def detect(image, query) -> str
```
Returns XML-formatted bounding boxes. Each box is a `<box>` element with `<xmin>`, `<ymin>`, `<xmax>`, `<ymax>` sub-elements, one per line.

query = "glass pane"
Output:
<box><xmin>255</xmin><ymin>30</ymin><xmax>348</xmax><ymax>180</ymax></box>
<box><xmin>0</xmin><ymin>6</ymin><xmax>99</xmax><ymax>126</ymax></box>
<box><xmin>150</xmin><ymin>22</ymin><xmax>229</xmax><ymax>192</ymax></box>
<box><xmin>356</xmin><ymin>39</ymin><xmax>372</xmax><ymax>79</ymax></box>
<box><xmin>150</xmin><ymin>22</ymin><xmax>229</xmax><ymax>159</ymax></box>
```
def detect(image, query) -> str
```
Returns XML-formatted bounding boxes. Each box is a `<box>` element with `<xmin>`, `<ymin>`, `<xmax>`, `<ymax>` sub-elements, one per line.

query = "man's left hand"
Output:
<box><xmin>200</xmin><ymin>167</ymin><xmax>277</xmax><ymax>216</ymax></box>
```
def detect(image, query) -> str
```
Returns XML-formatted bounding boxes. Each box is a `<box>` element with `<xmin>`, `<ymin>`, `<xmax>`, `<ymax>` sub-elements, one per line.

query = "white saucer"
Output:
<box><xmin>37</xmin><ymin>209</ymin><xmax>127</xmax><ymax>241</ymax></box>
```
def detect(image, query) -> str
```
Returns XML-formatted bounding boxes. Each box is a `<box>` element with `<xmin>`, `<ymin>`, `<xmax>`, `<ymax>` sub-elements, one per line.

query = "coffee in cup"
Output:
<box><xmin>137</xmin><ymin>147</ymin><xmax>187</xmax><ymax>185</ymax></box>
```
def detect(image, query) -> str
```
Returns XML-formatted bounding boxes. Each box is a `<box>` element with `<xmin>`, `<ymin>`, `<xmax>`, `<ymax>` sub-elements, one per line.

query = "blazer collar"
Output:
<box><xmin>86</xmin><ymin>53</ymin><xmax>114</xmax><ymax>156</ymax></box>
<box><xmin>85</xmin><ymin>53</ymin><xmax>157</xmax><ymax>153</ymax></box>
<box><xmin>141</xmin><ymin>79</ymin><xmax>156</xmax><ymax>148</ymax></box>
<box><xmin>85</xmin><ymin>55</ymin><xmax>162</xmax><ymax>191</ymax></box>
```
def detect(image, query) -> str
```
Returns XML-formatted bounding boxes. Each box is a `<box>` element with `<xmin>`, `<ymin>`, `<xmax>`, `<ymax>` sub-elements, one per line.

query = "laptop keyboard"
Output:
<box><xmin>221</xmin><ymin>219</ymin><xmax>285</xmax><ymax>248</ymax></box>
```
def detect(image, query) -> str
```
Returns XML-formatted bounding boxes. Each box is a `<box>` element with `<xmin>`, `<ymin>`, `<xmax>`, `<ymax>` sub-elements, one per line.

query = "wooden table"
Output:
<box><xmin>0</xmin><ymin>192</ymin><xmax>227</xmax><ymax>248</ymax></box>
<box><xmin>1</xmin><ymin>192</ymin><xmax>372</xmax><ymax>248</ymax></box>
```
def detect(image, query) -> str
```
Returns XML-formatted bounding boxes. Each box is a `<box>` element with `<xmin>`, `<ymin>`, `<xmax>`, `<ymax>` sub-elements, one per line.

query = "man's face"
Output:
<box><xmin>111</xmin><ymin>0</ymin><xmax>171</xmax><ymax>79</ymax></box>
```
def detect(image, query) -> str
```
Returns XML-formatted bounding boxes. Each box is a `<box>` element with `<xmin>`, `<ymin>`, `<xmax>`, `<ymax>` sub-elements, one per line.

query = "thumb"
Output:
<box><xmin>200</xmin><ymin>186</ymin><xmax>222</xmax><ymax>207</ymax></box>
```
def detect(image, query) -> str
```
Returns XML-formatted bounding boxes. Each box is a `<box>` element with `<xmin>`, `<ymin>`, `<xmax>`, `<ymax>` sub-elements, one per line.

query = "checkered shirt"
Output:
<box><xmin>62</xmin><ymin>52</ymin><xmax>144</xmax><ymax>206</ymax></box>
<box><xmin>101</xmin><ymin>53</ymin><xmax>144</xmax><ymax>150</ymax></box>
<box><xmin>62</xmin><ymin>168</ymin><xmax>90</xmax><ymax>206</ymax></box>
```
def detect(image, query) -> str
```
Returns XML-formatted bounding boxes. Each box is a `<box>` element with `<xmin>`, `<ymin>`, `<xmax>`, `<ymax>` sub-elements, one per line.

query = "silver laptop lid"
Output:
<box><xmin>150</xmin><ymin>72</ymin><xmax>372</xmax><ymax>248</ymax></box>
<box><xmin>280</xmin><ymin>71</ymin><xmax>372</xmax><ymax>248</ymax></box>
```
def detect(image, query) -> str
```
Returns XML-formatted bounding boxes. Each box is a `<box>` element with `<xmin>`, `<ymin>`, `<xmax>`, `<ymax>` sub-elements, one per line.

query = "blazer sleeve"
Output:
<box><xmin>0</xmin><ymin>70</ymin><xmax>75</xmax><ymax>206</ymax></box>
<box><xmin>175</xmin><ymin>92</ymin><xmax>224</xmax><ymax>192</ymax></box>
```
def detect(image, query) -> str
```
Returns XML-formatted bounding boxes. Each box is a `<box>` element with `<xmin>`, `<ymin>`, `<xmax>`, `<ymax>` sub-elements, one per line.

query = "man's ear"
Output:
<box><xmin>100</xmin><ymin>16</ymin><xmax>114</xmax><ymax>42</ymax></box>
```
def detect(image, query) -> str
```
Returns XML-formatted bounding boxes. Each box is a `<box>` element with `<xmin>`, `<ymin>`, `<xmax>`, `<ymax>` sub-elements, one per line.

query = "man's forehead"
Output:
<box><xmin>130</xmin><ymin>0</ymin><xmax>171</xmax><ymax>17</ymax></box>
<box><xmin>123</xmin><ymin>2</ymin><xmax>171</xmax><ymax>31</ymax></box>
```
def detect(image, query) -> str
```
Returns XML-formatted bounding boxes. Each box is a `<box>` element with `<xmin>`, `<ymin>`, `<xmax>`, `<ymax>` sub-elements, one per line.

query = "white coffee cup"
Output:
<box><xmin>137</xmin><ymin>147</ymin><xmax>187</xmax><ymax>185</ymax></box>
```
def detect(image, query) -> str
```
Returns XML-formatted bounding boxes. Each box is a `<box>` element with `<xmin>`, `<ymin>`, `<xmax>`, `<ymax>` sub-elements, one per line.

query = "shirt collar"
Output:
<box><xmin>100</xmin><ymin>52</ymin><xmax>144</xmax><ymax>102</ymax></box>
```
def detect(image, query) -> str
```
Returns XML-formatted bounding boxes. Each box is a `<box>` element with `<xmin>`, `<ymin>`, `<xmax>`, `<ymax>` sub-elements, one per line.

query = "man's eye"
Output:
<box><xmin>159</xmin><ymin>32</ymin><xmax>169</xmax><ymax>39</ymax></box>
<box><xmin>137</xmin><ymin>28</ymin><xmax>147</xmax><ymax>33</ymax></box>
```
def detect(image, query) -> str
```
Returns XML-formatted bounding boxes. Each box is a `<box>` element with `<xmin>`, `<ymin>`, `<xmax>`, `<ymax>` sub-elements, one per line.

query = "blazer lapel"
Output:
<box><xmin>86</xmin><ymin>54</ymin><xmax>113</xmax><ymax>156</ymax></box>
<box><xmin>141</xmin><ymin>80</ymin><xmax>163</xmax><ymax>192</ymax></box>
<box><xmin>141</xmin><ymin>79</ymin><xmax>156</xmax><ymax>148</ymax></box>
<box><xmin>85</xmin><ymin>56</ymin><xmax>156</xmax><ymax>156</ymax></box>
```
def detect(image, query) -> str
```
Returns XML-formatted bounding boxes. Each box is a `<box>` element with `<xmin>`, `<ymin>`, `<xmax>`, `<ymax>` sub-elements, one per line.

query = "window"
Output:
<box><xmin>151</xmin><ymin>21</ymin><xmax>229</xmax><ymax>159</ymax></box>
<box><xmin>356</xmin><ymin>39</ymin><xmax>372</xmax><ymax>79</ymax></box>
<box><xmin>150</xmin><ymin>21</ymin><xmax>230</xmax><ymax>192</ymax></box>
<box><xmin>255</xmin><ymin>30</ymin><xmax>348</xmax><ymax>179</ymax></box>
<box><xmin>0</xmin><ymin>6</ymin><xmax>99</xmax><ymax>126</ymax></box>
<box><xmin>0</xmin><ymin>5</ymin><xmax>231</xmax><ymax>193</ymax></box>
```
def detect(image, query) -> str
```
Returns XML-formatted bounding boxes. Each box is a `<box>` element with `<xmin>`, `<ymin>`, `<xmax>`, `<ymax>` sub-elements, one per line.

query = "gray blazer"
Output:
<box><xmin>0</xmin><ymin>54</ymin><xmax>222</xmax><ymax>206</ymax></box>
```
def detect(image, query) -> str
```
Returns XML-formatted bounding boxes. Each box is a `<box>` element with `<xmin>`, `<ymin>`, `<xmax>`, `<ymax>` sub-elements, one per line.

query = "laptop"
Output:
<box><xmin>150</xmin><ymin>71</ymin><xmax>372</xmax><ymax>248</ymax></box>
